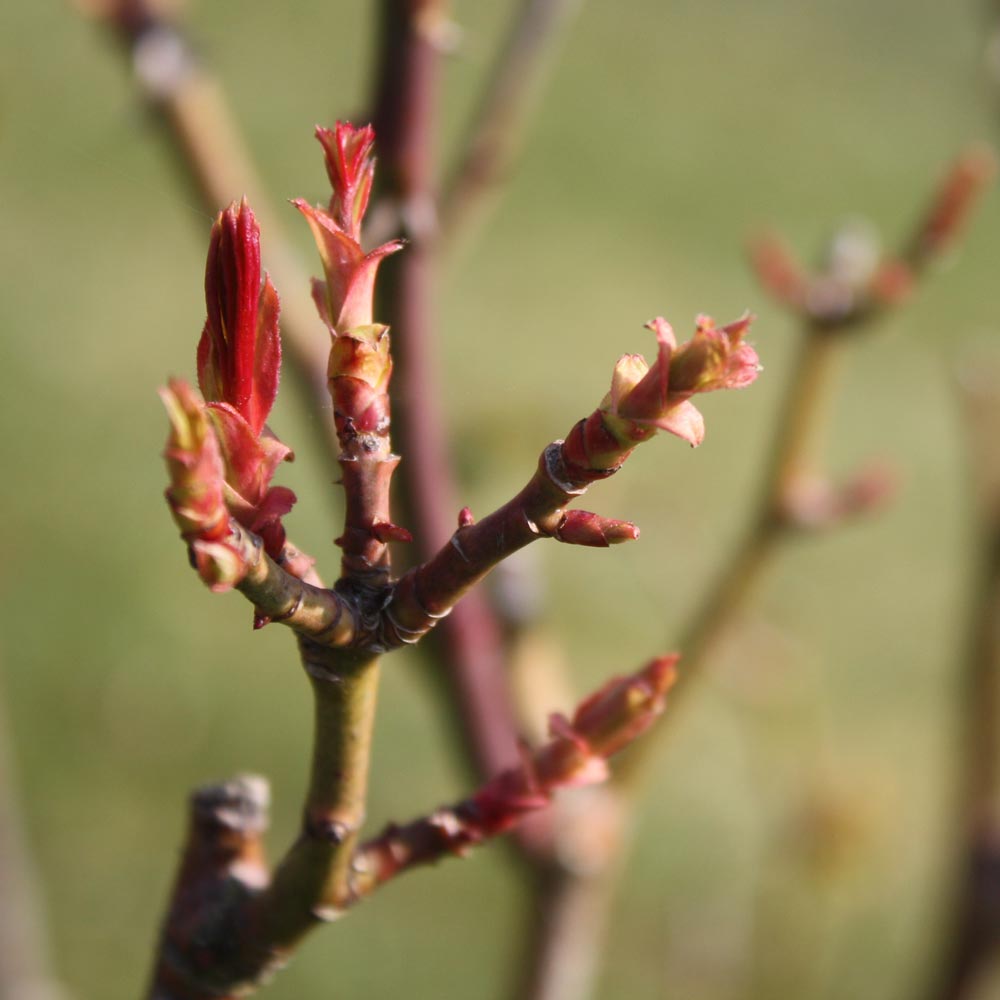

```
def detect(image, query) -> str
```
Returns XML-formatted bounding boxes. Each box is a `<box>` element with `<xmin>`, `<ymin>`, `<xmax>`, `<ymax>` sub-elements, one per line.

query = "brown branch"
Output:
<box><xmin>86</xmin><ymin>1</ymin><xmax>334</xmax><ymax>453</ymax></box>
<box><xmin>438</xmin><ymin>0</ymin><xmax>585</xmax><ymax>252</ymax></box>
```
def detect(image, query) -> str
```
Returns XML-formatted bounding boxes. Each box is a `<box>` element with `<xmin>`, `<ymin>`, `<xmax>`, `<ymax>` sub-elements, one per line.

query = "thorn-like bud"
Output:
<box><xmin>552</xmin><ymin>510</ymin><xmax>639</xmax><ymax>547</ymax></box>
<box><xmin>458</xmin><ymin>506</ymin><xmax>475</xmax><ymax>528</ymax></box>
<box><xmin>372</xmin><ymin>521</ymin><xmax>414</xmax><ymax>543</ymax></box>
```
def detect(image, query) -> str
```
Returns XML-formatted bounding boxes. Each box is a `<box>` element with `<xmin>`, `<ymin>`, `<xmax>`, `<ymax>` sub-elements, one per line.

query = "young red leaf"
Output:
<box><xmin>197</xmin><ymin>198</ymin><xmax>282</xmax><ymax>437</ymax></box>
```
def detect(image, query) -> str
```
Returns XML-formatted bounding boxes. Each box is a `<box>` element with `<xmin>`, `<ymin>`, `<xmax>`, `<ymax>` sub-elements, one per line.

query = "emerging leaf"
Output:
<box><xmin>197</xmin><ymin>198</ymin><xmax>281</xmax><ymax>437</ymax></box>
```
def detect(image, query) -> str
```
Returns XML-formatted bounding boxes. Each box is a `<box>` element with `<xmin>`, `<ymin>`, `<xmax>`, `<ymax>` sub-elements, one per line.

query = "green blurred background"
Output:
<box><xmin>2</xmin><ymin>1</ymin><xmax>999</xmax><ymax>998</ymax></box>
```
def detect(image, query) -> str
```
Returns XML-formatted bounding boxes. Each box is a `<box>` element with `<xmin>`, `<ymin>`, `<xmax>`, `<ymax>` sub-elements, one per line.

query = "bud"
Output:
<box><xmin>194</xmin><ymin>199</ymin><xmax>295</xmax><ymax>560</ymax></box>
<box><xmin>566</xmin><ymin>655</ymin><xmax>679</xmax><ymax>757</ymax></box>
<box><xmin>197</xmin><ymin>198</ymin><xmax>280</xmax><ymax>438</ymax></box>
<box><xmin>295</xmin><ymin>123</ymin><xmax>403</xmax><ymax>339</ymax></box>
<box><xmin>467</xmin><ymin>656</ymin><xmax>679</xmax><ymax>836</ymax></box>
<box><xmin>552</xmin><ymin>509</ymin><xmax>639</xmax><ymax>547</ymax></box>
<box><xmin>908</xmin><ymin>144</ymin><xmax>997</xmax><ymax>268</ymax></box>
<box><xmin>315</xmin><ymin>122</ymin><xmax>376</xmax><ymax>243</ymax></box>
<box><xmin>297</xmin><ymin>122</ymin><xmax>405</xmax><ymax>441</ymax></box>
<box><xmin>605</xmin><ymin>314</ymin><xmax>760</xmax><ymax>447</ymax></box>
<box><xmin>160</xmin><ymin>379</ymin><xmax>246</xmax><ymax>592</ymax></box>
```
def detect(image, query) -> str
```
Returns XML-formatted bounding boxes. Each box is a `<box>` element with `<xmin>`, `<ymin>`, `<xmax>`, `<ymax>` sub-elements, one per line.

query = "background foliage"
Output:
<box><xmin>1</xmin><ymin>1</ymin><xmax>998</xmax><ymax>997</ymax></box>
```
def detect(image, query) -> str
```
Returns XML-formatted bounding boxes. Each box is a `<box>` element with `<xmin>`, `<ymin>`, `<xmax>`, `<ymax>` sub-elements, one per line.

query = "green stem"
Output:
<box><xmin>249</xmin><ymin>643</ymin><xmax>381</xmax><ymax>949</ymax></box>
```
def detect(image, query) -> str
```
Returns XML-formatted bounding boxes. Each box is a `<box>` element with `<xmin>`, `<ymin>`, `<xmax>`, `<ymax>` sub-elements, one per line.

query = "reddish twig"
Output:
<box><xmin>369</xmin><ymin>0</ymin><xmax>532</xmax><ymax>795</ymax></box>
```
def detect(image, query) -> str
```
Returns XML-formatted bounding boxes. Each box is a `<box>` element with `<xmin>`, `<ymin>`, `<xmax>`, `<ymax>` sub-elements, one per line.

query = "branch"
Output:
<box><xmin>385</xmin><ymin>314</ymin><xmax>758</xmax><ymax>647</ymax></box>
<box><xmin>83</xmin><ymin>1</ymin><xmax>334</xmax><ymax>455</ymax></box>
<box><xmin>247</xmin><ymin>648</ymin><xmax>381</xmax><ymax>938</ymax></box>
<box><xmin>438</xmin><ymin>0</ymin><xmax>585</xmax><ymax>252</ymax></box>
<box><xmin>369</xmin><ymin>0</ymin><xmax>531</xmax><ymax>795</ymax></box>
<box><xmin>145</xmin><ymin>652</ymin><xmax>674</xmax><ymax>999</ymax></box>
<box><xmin>520</xmin><ymin>152</ymin><xmax>996</xmax><ymax>1000</ymax></box>
<box><xmin>350</xmin><ymin>656</ymin><xmax>676</xmax><ymax>899</ymax></box>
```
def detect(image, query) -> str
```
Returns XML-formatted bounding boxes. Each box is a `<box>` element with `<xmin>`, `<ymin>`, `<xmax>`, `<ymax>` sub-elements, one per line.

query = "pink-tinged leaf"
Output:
<box><xmin>294</xmin><ymin>199</ymin><xmax>365</xmax><ymax>324</ymax></box>
<box><xmin>646</xmin><ymin>400</ymin><xmax>705</xmax><ymax>447</ymax></box>
<box><xmin>295</xmin><ymin>199</ymin><xmax>403</xmax><ymax>335</ymax></box>
<box><xmin>161</xmin><ymin>379</ymin><xmax>248</xmax><ymax>591</ymax></box>
<box><xmin>310</xmin><ymin>277</ymin><xmax>333</xmax><ymax>331</ymax></box>
<box><xmin>199</xmin><ymin>200</ymin><xmax>260</xmax><ymax>414</ymax></box>
<box><xmin>609</xmin><ymin>353</ymin><xmax>649</xmax><ymax>413</ymax></box>
<box><xmin>190</xmin><ymin>539</ymin><xmax>246</xmax><ymax>593</ymax></box>
<box><xmin>204</xmin><ymin>403</ymin><xmax>295</xmax><ymax>558</ymax></box>
<box><xmin>250</xmin><ymin>486</ymin><xmax>297</xmax><ymax>530</ymax></box>
<box><xmin>161</xmin><ymin>379</ymin><xmax>229</xmax><ymax>542</ymax></box>
<box><xmin>250</xmin><ymin>274</ymin><xmax>281</xmax><ymax>435</ymax></box>
<box><xmin>338</xmin><ymin>243</ymin><xmax>405</xmax><ymax>334</ymax></box>
<box><xmin>644</xmin><ymin>316</ymin><xmax>676</xmax><ymax>403</ymax></box>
